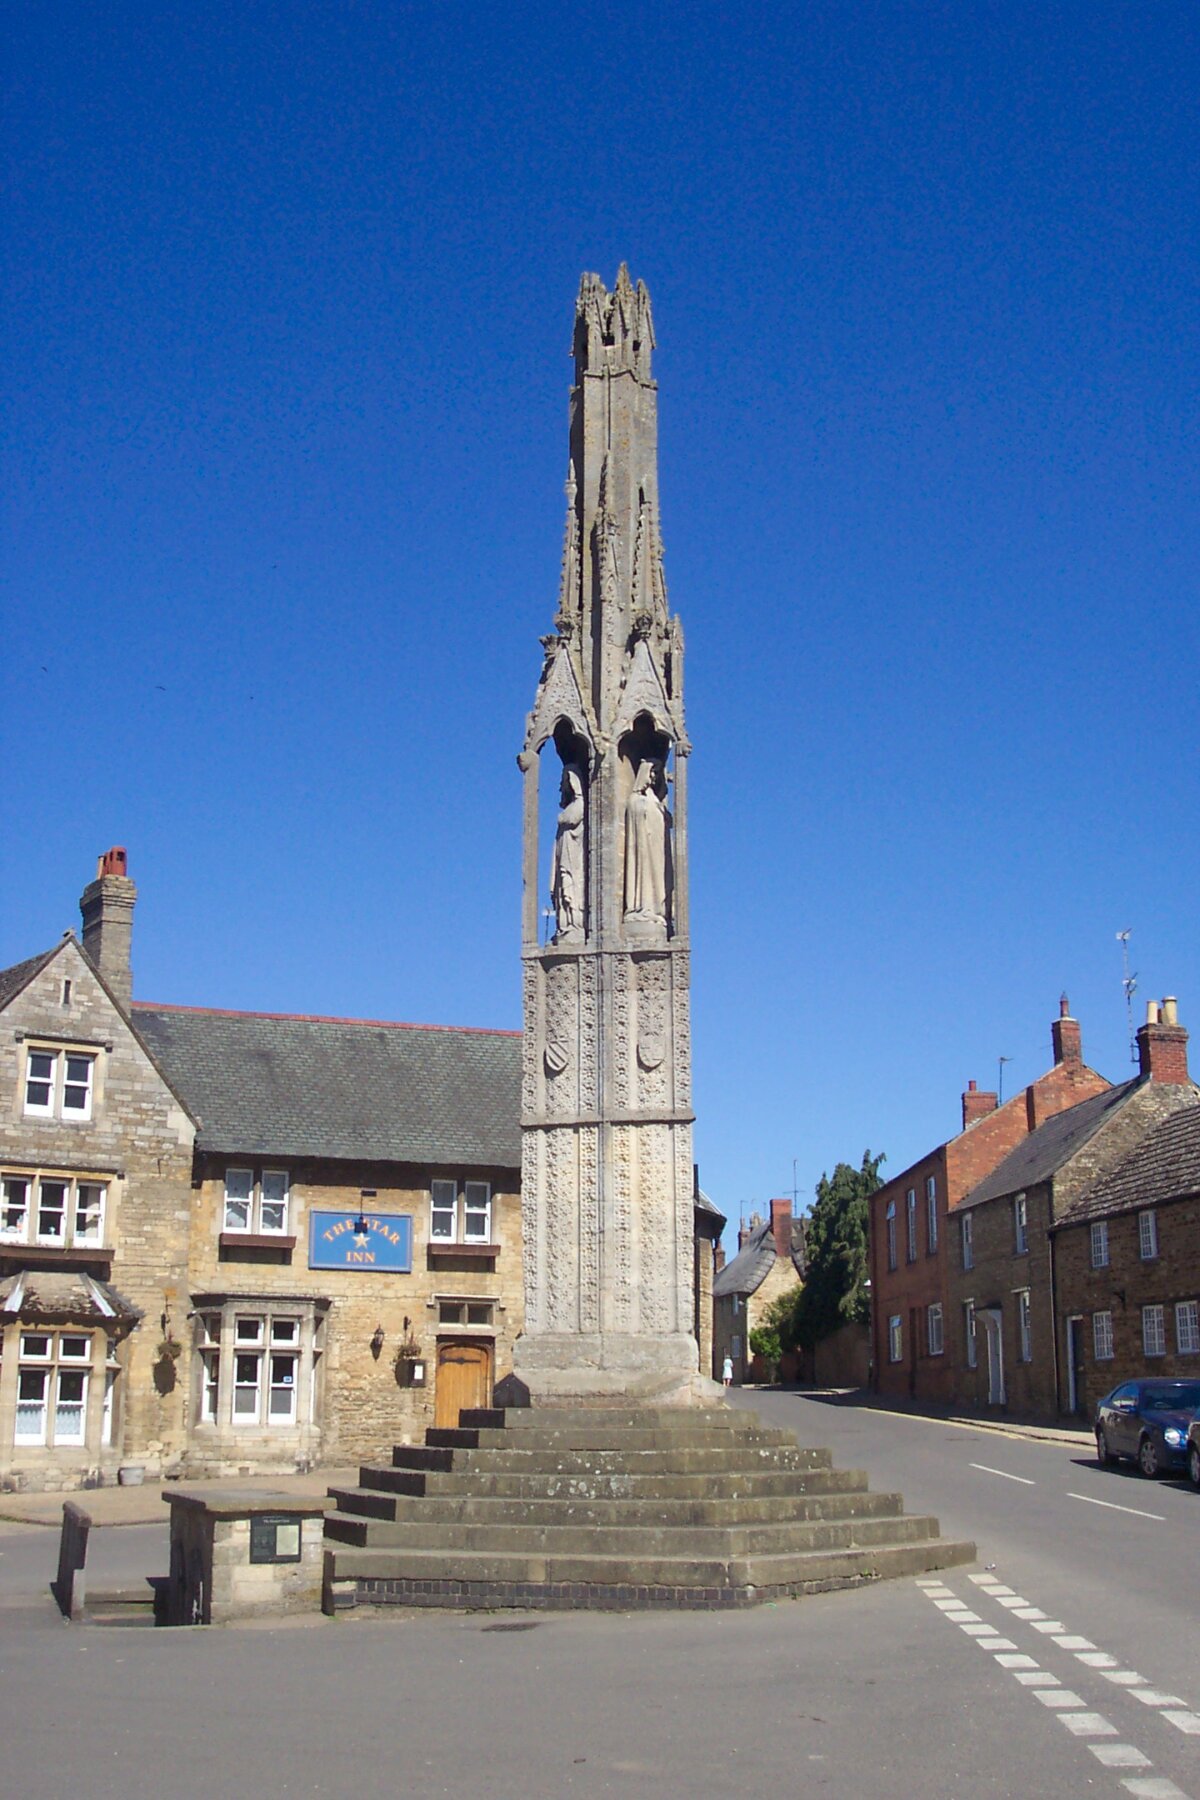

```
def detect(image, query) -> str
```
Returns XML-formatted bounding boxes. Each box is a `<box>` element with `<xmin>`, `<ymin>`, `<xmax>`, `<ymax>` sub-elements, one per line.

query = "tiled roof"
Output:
<box><xmin>713</xmin><ymin>1217</ymin><xmax>806</xmax><ymax>1298</ymax></box>
<box><xmin>0</xmin><ymin>1270</ymin><xmax>141</xmax><ymax>1323</ymax></box>
<box><xmin>0</xmin><ymin>946</ymin><xmax>58</xmax><ymax>1011</ymax></box>
<box><xmin>133</xmin><ymin>1003</ymin><xmax>522</xmax><ymax>1169</ymax></box>
<box><xmin>959</xmin><ymin>1081</ymin><xmax>1138</xmax><ymax>1211</ymax></box>
<box><xmin>1057</xmin><ymin>1105</ymin><xmax>1200</xmax><ymax>1226</ymax></box>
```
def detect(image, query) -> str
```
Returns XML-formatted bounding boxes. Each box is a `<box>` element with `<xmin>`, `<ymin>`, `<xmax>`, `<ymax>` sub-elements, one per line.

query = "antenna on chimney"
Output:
<box><xmin>998</xmin><ymin>1055</ymin><xmax>1012</xmax><ymax>1103</ymax></box>
<box><xmin>1116</xmin><ymin>929</ymin><xmax>1137</xmax><ymax>1065</ymax></box>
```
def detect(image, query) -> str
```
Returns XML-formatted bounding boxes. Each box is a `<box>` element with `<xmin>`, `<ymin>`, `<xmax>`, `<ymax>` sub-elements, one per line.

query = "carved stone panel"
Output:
<box><xmin>609</xmin><ymin>1123</ymin><xmax>634</xmax><ymax>1333</ymax></box>
<box><xmin>635</xmin><ymin>955</ymin><xmax>670</xmax><ymax>1110</ymax></box>
<box><xmin>544</xmin><ymin>961</ymin><xmax>578</xmax><ymax>1117</ymax></box>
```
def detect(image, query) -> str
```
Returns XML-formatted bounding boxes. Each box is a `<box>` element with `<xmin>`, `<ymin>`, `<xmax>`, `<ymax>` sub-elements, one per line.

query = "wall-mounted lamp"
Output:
<box><xmin>370</xmin><ymin>1325</ymin><xmax>385</xmax><ymax>1360</ymax></box>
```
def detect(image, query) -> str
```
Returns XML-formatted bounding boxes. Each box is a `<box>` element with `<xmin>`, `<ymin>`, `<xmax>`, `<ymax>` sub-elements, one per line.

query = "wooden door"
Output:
<box><xmin>435</xmin><ymin>1341</ymin><xmax>492</xmax><ymax>1428</ymax></box>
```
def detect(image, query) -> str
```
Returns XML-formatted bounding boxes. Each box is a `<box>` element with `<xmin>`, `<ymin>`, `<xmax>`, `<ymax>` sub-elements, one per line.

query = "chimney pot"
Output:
<box><xmin>1137</xmin><ymin>995</ymin><xmax>1189</xmax><ymax>1085</ymax></box>
<box><xmin>1163</xmin><ymin>996</ymin><xmax>1179</xmax><ymax>1026</ymax></box>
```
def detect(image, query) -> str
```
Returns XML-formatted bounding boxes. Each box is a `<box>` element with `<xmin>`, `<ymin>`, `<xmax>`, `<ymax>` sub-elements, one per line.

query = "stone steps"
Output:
<box><xmin>324</xmin><ymin>1507</ymin><xmax>934</xmax><ymax>1557</ymax></box>
<box><xmin>323</xmin><ymin>1404</ymin><xmax>974</xmax><ymax>1612</ymax></box>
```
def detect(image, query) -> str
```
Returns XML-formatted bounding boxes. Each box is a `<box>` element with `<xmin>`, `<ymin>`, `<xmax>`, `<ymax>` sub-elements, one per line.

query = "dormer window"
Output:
<box><xmin>24</xmin><ymin>1049</ymin><xmax>95</xmax><ymax>1121</ymax></box>
<box><xmin>430</xmin><ymin>1180</ymin><xmax>492</xmax><ymax>1244</ymax></box>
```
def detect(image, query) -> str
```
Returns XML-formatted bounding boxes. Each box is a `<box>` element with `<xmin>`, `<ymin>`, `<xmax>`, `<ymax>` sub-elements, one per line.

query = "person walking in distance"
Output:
<box><xmin>722</xmin><ymin>1353</ymin><xmax>733</xmax><ymax>1390</ymax></box>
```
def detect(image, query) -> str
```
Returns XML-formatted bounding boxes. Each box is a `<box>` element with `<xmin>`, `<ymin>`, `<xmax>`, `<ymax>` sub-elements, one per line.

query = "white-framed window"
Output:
<box><xmin>964</xmin><ymin>1299</ymin><xmax>977</xmax><ymax>1370</ymax></box>
<box><xmin>885</xmin><ymin>1199</ymin><xmax>897</xmax><ymax>1271</ymax></box>
<box><xmin>1142</xmin><ymin>1304</ymin><xmax>1166</xmax><ymax>1358</ymax></box>
<box><xmin>1090</xmin><ymin>1220</ymin><xmax>1109</xmax><ymax>1268</ymax></box>
<box><xmin>429</xmin><ymin>1180</ymin><xmax>492</xmax><ymax>1244</ymax></box>
<box><xmin>905</xmin><ymin>1188</ymin><xmax>917</xmax><ymax>1262</ymax></box>
<box><xmin>1016</xmin><ymin>1289</ymin><xmax>1032</xmax><ymax>1362</ymax></box>
<box><xmin>1</xmin><ymin>1173</ymin><xmax>107</xmax><ymax>1248</ymax></box>
<box><xmin>437</xmin><ymin>1299</ymin><xmax>495</xmax><ymax>1327</ymax></box>
<box><xmin>888</xmin><ymin>1315</ymin><xmax>902</xmax><ymax>1363</ymax></box>
<box><xmin>1176</xmin><ymin>1300</ymin><xmax>1200</xmax><ymax>1355</ymax></box>
<box><xmin>14</xmin><ymin>1330</ymin><xmax>95</xmax><ymax>1447</ymax></box>
<box><xmin>1093</xmin><ymin>1310</ymin><xmax>1114</xmax><ymax>1361</ymax></box>
<box><xmin>1013</xmin><ymin>1193</ymin><xmax>1028</xmax><ymax>1256</ymax></box>
<box><xmin>1138</xmin><ymin>1209</ymin><xmax>1158</xmax><ymax>1261</ymax></box>
<box><xmin>926</xmin><ymin>1175</ymin><xmax>938</xmax><ymax>1253</ymax></box>
<box><xmin>197</xmin><ymin>1314</ymin><xmax>221</xmax><ymax>1422</ymax></box>
<box><xmin>223</xmin><ymin>1168</ymin><xmax>290</xmax><ymax>1235</ymax></box>
<box><xmin>927</xmin><ymin>1302</ymin><xmax>944</xmax><ymax>1356</ymax></box>
<box><xmin>961</xmin><ymin>1211</ymin><xmax>974</xmax><ymax>1271</ymax></box>
<box><xmin>221</xmin><ymin>1312</ymin><xmax>303</xmax><ymax>1428</ymax></box>
<box><xmin>23</xmin><ymin>1048</ymin><xmax>95</xmax><ymax>1121</ymax></box>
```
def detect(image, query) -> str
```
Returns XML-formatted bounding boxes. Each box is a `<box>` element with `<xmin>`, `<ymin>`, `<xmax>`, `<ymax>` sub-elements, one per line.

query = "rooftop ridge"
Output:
<box><xmin>132</xmin><ymin>1000</ymin><xmax>520</xmax><ymax>1038</ymax></box>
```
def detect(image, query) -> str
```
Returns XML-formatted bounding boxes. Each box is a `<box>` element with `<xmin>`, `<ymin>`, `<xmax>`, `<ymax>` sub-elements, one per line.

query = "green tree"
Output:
<box><xmin>781</xmin><ymin>1150</ymin><xmax>884</xmax><ymax>1352</ymax></box>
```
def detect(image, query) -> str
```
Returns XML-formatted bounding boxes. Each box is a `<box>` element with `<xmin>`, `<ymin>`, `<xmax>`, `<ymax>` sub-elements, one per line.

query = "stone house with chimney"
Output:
<box><xmin>0</xmin><ymin>852</ymin><xmax>523</xmax><ymax>1491</ymax></box>
<box><xmin>712</xmin><ymin>1199</ymin><xmax>806</xmax><ymax>1384</ymax></box>
<box><xmin>948</xmin><ymin>999</ymin><xmax>1197</xmax><ymax>1420</ymax></box>
<box><xmin>869</xmin><ymin>999</ymin><xmax>1109</xmax><ymax>1402</ymax></box>
<box><xmin>1051</xmin><ymin>1006</ymin><xmax>1200</xmax><ymax>1418</ymax></box>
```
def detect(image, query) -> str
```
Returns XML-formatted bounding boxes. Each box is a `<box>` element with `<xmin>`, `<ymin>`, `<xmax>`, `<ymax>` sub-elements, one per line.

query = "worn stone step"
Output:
<box><xmin>390</xmin><ymin>1443</ymin><xmax>831</xmax><ymax>1476</ymax></box>
<box><xmin>363</xmin><ymin>1463</ymin><xmax>870</xmax><ymax>1502</ymax></box>
<box><xmin>459</xmin><ymin>1406</ymin><xmax>756</xmax><ymax>1433</ymax></box>
<box><xmin>328</xmin><ymin>1533</ymin><xmax>973</xmax><ymax>1597</ymax></box>
<box><xmin>425</xmin><ymin>1423</ymin><xmax>805</xmax><ymax>1455</ymax></box>
<box><xmin>323</xmin><ymin>1508</ymin><xmax>933</xmax><ymax>1557</ymax></box>
<box><xmin>335</xmin><ymin>1482</ymin><xmax>905</xmax><ymax>1530</ymax></box>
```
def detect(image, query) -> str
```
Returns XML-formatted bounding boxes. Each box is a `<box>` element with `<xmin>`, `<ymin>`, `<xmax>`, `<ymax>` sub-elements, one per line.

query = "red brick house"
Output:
<box><xmin>869</xmin><ymin>999</ymin><xmax>1108</xmax><ymax>1402</ymax></box>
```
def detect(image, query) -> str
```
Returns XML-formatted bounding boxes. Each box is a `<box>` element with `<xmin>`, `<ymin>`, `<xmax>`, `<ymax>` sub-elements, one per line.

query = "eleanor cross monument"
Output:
<box><xmin>514</xmin><ymin>266</ymin><xmax>709</xmax><ymax>1405</ymax></box>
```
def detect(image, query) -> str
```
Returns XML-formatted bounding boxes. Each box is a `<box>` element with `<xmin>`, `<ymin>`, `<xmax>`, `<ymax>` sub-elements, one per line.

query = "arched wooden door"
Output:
<box><xmin>434</xmin><ymin>1340</ymin><xmax>493</xmax><ymax>1428</ymax></box>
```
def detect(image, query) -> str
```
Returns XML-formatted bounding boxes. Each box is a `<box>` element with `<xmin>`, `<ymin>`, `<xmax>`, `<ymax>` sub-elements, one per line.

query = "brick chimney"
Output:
<box><xmin>769</xmin><ymin>1197</ymin><xmax>792</xmax><ymax>1260</ymax></box>
<box><xmin>962</xmin><ymin>1079</ymin><xmax>998</xmax><ymax>1128</ymax></box>
<box><xmin>1137</xmin><ymin>997</ymin><xmax>1190</xmax><ymax>1085</ymax></box>
<box><xmin>79</xmin><ymin>847</ymin><xmax>137</xmax><ymax>1008</ymax></box>
<box><xmin>1051</xmin><ymin>992</ymin><xmax>1082</xmax><ymax>1066</ymax></box>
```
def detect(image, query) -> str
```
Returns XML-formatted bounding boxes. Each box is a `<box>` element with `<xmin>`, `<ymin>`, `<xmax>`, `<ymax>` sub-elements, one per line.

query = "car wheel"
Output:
<box><xmin>1096</xmin><ymin>1427</ymin><xmax>1114</xmax><ymax>1467</ymax></box>
<box><xmin>1137</xmin><ymin>1434</ymin><xmax>1162</xmax><ymax>1478</ymax></box>
<box><xmin>1188</xmin><ymin>1443</ymin><xmax>1200</xmax><ymax>1490</ymax></box>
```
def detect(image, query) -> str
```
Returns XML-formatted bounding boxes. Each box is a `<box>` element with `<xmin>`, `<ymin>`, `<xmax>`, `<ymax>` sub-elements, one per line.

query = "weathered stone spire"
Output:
<box><xmin>516</xmin><ymin>271</ymin><xmax>704</xmax><ymax>1405</ymax></box>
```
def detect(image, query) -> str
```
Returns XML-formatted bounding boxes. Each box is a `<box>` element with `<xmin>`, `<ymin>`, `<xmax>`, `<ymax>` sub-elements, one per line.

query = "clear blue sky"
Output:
<box><xmin>6</xmin><ymin>4</ymin><xmax>1198</xmax><ymax>1241</ymax></box>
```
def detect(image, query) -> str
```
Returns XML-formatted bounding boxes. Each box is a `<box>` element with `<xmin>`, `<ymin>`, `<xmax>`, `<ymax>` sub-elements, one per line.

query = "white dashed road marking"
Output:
<box><xmin>969</xmin><ymin>1463</ymin><xmax>1036</xmax><ymax>1484</ymax></box>
<box><xmin>1066</xmin><ymin>1491</ymin><xmax>1165</xmax><ymax>1521</ymax></box>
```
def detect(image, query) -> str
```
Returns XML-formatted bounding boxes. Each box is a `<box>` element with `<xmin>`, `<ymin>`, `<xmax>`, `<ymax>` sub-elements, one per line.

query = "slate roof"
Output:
<box><xmin>713</xmin><ymin>1216</ymin><xmax>806</xmax><ymax>1299</ymax></box>
<box><xmin>0</xmin><ymin>946</ymin><xmax>58</xmax><ymax>1011</ymax></box>
<box><xmin>1057</xmin><ymin>1105</ymin><xmax>1200</xmax><ymax>1227</ymax></box>
<box><xmin>695</xmin><ymin>1187</ymin><xmax>726</xmax><ymax>1223</ymax></box>
<box><xmin>959</xmin><ymin>1080</ymin><xmax>1137</xmax><ymax>1211</ymax></box>
<box><xmin>0</xmin><ymin>1270</ymin><xmax>141</xmax><ymax>1323</ymax></box>
<box><xmin>133</xmin><ymin>1003</ymin><xmax>522</xmax><ymax>1169</ymax></box>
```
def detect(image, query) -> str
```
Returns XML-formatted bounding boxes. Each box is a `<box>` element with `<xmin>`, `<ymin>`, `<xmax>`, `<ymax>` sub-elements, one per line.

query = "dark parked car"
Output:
<box><xmin>1094</xmin><ymin>1379</ymin><xmax>1200</xmax><ymax>1477</ymax></box>
<box><xmin>1187</xmin><ymin>1415</ymin><xmax>1200</xmax><ymax>1490</ymax></box>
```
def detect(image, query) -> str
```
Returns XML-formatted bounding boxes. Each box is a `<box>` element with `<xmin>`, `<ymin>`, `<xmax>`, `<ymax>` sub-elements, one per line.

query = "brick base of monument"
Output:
<box><xmin>321</xmin><ymin>1405</ymin><xmax>974</xmax><ymax>1614</ymax></box>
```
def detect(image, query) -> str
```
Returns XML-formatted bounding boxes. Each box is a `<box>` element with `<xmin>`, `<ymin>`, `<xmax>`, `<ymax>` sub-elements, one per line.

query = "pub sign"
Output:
<box><xmin>308</xmin><ymin>1211</ymin><xmax>413</xmax><ymax>1272</ymax></box>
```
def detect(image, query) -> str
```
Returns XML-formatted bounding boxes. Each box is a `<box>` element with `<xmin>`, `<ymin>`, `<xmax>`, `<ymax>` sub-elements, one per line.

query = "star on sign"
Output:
<box><xmin>353</xmin><ymin>1232</ymin><xmax>370</xmax><ymax>1247</ymax></box>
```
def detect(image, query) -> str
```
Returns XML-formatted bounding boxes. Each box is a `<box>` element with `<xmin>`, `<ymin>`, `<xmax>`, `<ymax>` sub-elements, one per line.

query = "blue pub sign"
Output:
<box><xmin>308</xmin><ymin>1211</ymin><xmax>413</xmax><ymax>1272</ymax></box>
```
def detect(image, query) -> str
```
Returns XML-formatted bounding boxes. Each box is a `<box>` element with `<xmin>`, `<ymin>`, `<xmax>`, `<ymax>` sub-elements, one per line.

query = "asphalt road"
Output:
<box><xmin>0</xmin><ymin>1397</ymin><xmax>1195</xmax><ymax>1800</ymax></box>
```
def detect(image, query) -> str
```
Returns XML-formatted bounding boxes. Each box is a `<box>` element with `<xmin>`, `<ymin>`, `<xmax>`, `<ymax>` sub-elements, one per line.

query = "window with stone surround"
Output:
<box><xmin>1093</xmin><ymin>1310</ymin><xmax>1114</xmax><ymax>1361</ymax></box>
<box><xmin>888</xmin><ymin>1314</ymin><xmax>902</xmax><ymax>1363</ymax></box>
<box><xmin>1141</xmin><ymin>1304</ymin><xmax>1166</xmax><ymax>1358</ymax></box>
<box><xmin>430</xmin><ymin>1180</ymin><xmax>492</xmax><ymax>1244</ymax></box>
<box><xmin>1138</xmin><ymin>1209</ymin><xmax>1158</xmax><ymax>1260</ymax></box>
<box><xmin>1013</xmin><ymin>1193</ymin><xmax>1028</xmax><ymax>1256</ymax></box>
<box><xmin>961</xmin><ymin>1211</ymin><xmax>974</xmax><ymax>1271</ymax></box>
<box><xmin>14</xmin><ymin>1331</ymin><xmax>93</xmax><ymax>1447</ymax></box>
<box><xmin>1176</xmin><ymin>1300</ymin><xmax>1200</xmax><ymax>1355</ymax></box>
<box><xmin>885</xmin><ymin>1199</ymin><xmax>897</xmax><ymax>1271</ymax></box>
<box><xmin>223</xmin><ymin>1167</ymin><xmax>290</xmax><ymax>1236</ymax></box>
<box><xmin>23</xmin><ymin>1048</ymin><xmax>95</xmax><ymax>1121</ymax></box>
<box><xmin>927</xmin><ymin>1302</ymin><xmax>944</xmax><ymax>1356</ymax></box>
<box><xmin>1</xmin><ymin>1172</ymin><xmax>106</xmax><ymax>1247</ymax></box>
<box><xmin>1016</xmin><ymin>1288</ymin><xmax>1032</xmax><ymax>1362</ymax></box>
<box><xmin>926</xmin><ymin>1176</ymin><xmax>938</xmax><ymax>1253</ymax></box>
<box><xmin>437</xmin><ymin>1298</ymin><xmax>495</xmax><ymax>1328</ymax></box>
<box><xmin>193</xmin><ymin>1303</ymin><xmax>322</xmax><ymax>1431</ymax></box>
<box><xmin>1090</xmin><ymin>1220</ymin><xmax>1109</xmax><ymax>1269</ymax></box>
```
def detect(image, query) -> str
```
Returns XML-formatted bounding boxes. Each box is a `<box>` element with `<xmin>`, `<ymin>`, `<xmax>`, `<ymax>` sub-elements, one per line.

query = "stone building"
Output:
<box><xmin>869</xmin><ymin>999</ymin><xmax>1109</xmax><ymax>1402</ymax></box>
<box><xmin>0</xmin><ymin>852</ymin><xmax>522</xmax><ymax>1491</ymax></box>
<box><xmin>948</xmin><ymin>999</ymin><xmax>1197</xmax><ymax>1419</ymax></box>
<box><xmin>712</xmin><ymin>1199</ymin><xmax>806</xmax><ymax>1385</ymax></box>
<box><xmin>1051</xmin><ymin>1003</ymin><xmax>1200</xmax><ymax>1417</ymax></box>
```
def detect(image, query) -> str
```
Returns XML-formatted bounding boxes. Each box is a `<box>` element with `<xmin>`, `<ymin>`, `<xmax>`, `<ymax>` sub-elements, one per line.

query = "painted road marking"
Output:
<box><xmin>1054</xmin><ymin>1634</ymin><xmax>1098</xmax><ymax>1651</ymax></box>
<box><xmin>974</xmin><ymin>1637</ymin><xmax>1018</xmax><ymax>1652</ymax></box>
<box><xmin>1015</xmin><ymin>1671</ymin><xmax>1060</xmax><ymax>1687</ymax></box>
<box><xmin>1035</xmin><ymin>1689</ymin><xmax>1086</xmax><ymax>1708</ymax></box>
<box><xmin>934</xmin><ymin>1598</ymin><xmax>975</xmax><ymax>1612</ymax></box>
<box><xmin>1161</xmin><ymin>1711</ymin><xmax>1200</xmax><ymax>1735</ymax></box>
<box><xmin>969</xmin><ymin>1463</ymin><xmax>1036</xmax><ymax>1484</ymax></box>
<box><xmin>1067</xmin><ymin>1491</ymin><xmax>1165</xmax><ymax>1522</ymax></box>
<box><xmin>1131</xmin><ymin>1691</ymin><xmax>1187</xmax><ymax>1709</ymax></box>
<box><xmin>995</xmin><ymin>1654</ymin><xmax>1039</xmax><ymax>1669</ymax></box>
<box><xmin>1120</xmin><ymin>1782</ymin><xmax>1188</xmax><ymax>1799</ymax></box>
<box><xmin>1090</xmin><ymin>1744</ymin><xmax>1152</xmax><ymax>1769</ymax></box>
<box><xmin>1012</xmin><ymin>1606</ymin><xmax>1049</xmax><ymax>1619</ymax></box>
<box><xmin>1077</xmin><ymin>1652</ymin><xmax>1120</xmax><ymax>1669</ymax></box>
<box><xmin>960</xmin><ymin>1622</ymin><xmax>1000</xmax><ymax>1635</ymax></box>
<box><xmin>1059</xmin><ymin>1711</ymin><xmax>1118</xmax><ymax>1737</ymax></box>
<box><xmin>1103</xmin><ymin>1672</ymin><xmax>1149</xmax><ymax>1688</ymax></box>
<box><xmin>1030</xmin><ymin>1619</ymin><xmax>1068</xmax><ymax>1633</ymax></box>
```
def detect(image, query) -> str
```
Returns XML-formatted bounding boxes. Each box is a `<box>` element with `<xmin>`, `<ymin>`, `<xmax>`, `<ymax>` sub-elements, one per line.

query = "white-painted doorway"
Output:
<box><xmin>980</xmin><ymin>1307</ymin><xmax>1006</xmax><ymax>1406</ymax></box>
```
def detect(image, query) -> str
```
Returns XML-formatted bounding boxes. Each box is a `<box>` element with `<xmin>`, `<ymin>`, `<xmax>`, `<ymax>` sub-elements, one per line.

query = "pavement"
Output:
<box><xmin>0</xmin><ymin>1465</ymin><xmax>357</xmax><ymax>1532</ymax></box>
<box><xmin>742</xmin><ymin>1383</ymin><xmax>1096</xmax><ymax>1449</ymax></box>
